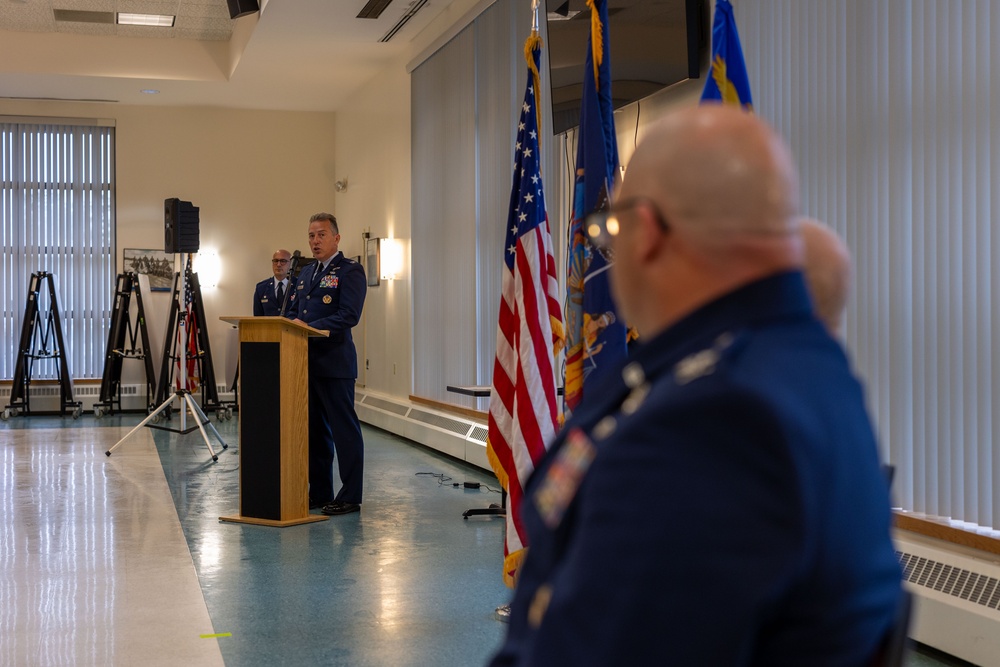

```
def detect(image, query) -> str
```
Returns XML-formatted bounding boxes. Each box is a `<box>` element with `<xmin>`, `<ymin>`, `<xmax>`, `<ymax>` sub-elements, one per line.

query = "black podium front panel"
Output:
<box><xmin>240</xmin><ymin>341</ymin><xmax>282</xmax><ymax>520</ymax></box>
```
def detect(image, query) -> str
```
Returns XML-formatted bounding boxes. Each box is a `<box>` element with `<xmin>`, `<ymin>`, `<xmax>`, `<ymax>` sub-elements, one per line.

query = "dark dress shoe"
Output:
<box><xmin>309</xmin><ymin>498</ymin><xmax>330</xmax><ymax>510</ymax></box>
<box><xmin>321</xmin><ymin>501</ymin><xmax>360</xmax><ymax>516</ymax></box>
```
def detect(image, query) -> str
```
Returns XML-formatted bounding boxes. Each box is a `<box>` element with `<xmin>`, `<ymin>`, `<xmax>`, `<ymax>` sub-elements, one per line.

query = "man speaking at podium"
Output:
<box><xmin>286</xmin><ymin>213</ymin><xmax>367</xmax><ymax>516</ymax></box>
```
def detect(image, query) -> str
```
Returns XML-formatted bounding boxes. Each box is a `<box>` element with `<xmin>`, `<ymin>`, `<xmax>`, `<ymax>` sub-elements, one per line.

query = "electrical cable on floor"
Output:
<box><xmin>415</xmin><ymin>471</ymin><xmax>452</xmax><ymax>485</ymax></box>
<box><xmin>415</xmin><ymin>472</ymin><xmax>501</xmax><ymax>493</ymax></box>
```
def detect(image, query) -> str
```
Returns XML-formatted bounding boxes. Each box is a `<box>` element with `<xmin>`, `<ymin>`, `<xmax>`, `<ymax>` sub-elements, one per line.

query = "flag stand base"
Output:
<box><xmin>462</xmin><ymin>489</ymin><xmax>507</xmax><ymax>518</ymax></box>
<box><xmin>105</xmin><ymin>389</ymin><xmax>228</xmax><ymax>460</ymax></box>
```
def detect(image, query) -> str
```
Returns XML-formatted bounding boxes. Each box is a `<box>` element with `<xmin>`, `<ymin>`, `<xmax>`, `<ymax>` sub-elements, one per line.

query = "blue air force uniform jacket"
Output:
<box><xmin>284</xmin><ymin>253</ymin><xmax>365</xmax><ymax>378</ymax></box>
<box><xmin>490</xmin><ymin>272</ymin><xmax>903</xmax><ymax>667</ymax></box>
<box><xmin>253</xmin><ymin>278</ymin><xmax>286</xmax><ymax>316</ymax></box>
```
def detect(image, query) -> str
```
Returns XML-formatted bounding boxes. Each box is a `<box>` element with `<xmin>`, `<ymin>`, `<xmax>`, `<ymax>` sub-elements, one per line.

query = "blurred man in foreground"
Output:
<box><xmin>490</xmin><ymin>105</ymin><xmax>902</xmax><ymax>666</ymax></box>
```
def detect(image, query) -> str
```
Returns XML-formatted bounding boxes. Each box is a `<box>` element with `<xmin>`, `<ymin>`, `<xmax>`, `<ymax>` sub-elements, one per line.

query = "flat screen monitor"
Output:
<box><xmin>545</xmin><ymin>0</ymin><xmax>706</xmax><ymax>135</ymax></box>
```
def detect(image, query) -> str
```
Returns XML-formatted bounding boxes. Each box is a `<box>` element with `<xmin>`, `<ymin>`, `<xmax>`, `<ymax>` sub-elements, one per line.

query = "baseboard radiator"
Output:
<box><xmin>0</xmin><ymin>384</ymin><xmax>235</xmax><ymax>413</ymax></box>
<box><xmin>355</xmin><ymin>388</ymin><xmax>490</xmax><ymax>472</ymax></box>
<box><xmin>894</xmin><ymin>529</ymin><xmax>1000</xmax><ymax>666</ymax></box>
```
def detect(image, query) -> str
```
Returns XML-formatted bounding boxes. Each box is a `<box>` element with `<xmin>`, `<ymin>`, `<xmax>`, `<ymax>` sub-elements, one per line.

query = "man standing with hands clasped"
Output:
<box><xmin>253</xmin><ymin>249</ymin><xmax>292</xmax><ymax>316</ymax></box>
<box><xmin>489</xmin><ymin>105</ymin><xmax>903</xmax><ymax>666</ymax></box>
<box><xmin>286</xmin><ymin>213</ymin><xmax>367</xmax><ymax>516</ymax></box>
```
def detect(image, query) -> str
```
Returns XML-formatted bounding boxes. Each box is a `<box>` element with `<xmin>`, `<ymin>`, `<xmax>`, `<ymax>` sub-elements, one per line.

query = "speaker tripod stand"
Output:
<box><xmin>105</xmin><ymin>253</ymin><xmax>227</xmax><ymax>461</ymax></box>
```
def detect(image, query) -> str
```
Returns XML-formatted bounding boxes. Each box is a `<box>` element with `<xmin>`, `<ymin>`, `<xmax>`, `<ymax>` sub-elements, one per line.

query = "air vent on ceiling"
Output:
<box><xmin>380</xmin><ymin>0</ymin><xmax>428</xmax><ymax>42</ymax></box>
<box><xmin>358</xmin><ymin>0</ymin><xmax>395</xmax><ymax>20</ymax></box>
<box><xmin>54</xmin><ymin>9</ymin><xmax>114</xmax><ymax>24</ymax></box>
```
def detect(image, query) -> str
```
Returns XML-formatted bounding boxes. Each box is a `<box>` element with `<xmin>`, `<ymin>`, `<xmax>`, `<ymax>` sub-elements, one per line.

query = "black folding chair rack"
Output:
<box><xmin>2</xmin><ymin>271</ymin><xmax>82</xmax><ymax>420</ymax></box>
<box><xmin>94</xmin><ymin>272</ymin><xmax>157</xmax><ymax>417</ymax></box>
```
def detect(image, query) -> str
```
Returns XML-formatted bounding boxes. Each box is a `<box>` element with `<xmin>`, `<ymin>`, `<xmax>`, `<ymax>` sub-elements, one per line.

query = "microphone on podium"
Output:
<box><xmin>280</xmin><ymin>250</ymin><xmax>302</xmax><ymax>317</ymax></box>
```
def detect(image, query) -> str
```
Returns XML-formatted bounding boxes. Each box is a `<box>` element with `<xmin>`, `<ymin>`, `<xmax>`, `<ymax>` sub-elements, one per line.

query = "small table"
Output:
<box><xmin>446</xmin><ymin>385</ymin><xmax>491</xmax><ymax>398</ymax></box>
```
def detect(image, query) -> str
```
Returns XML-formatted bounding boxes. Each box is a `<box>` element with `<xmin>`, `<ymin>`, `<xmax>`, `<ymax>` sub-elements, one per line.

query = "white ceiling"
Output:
<box><xmin>0</xmin><ymin>0</ymin><xmax>463</xmax><ymax>111</ymax></box>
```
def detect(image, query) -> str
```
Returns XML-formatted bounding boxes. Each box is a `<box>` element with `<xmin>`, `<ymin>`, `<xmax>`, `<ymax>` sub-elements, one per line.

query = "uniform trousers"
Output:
<box><xmin>308</xmin><ymin>374</ymin><xmax>364</xmax><ymax>504</ymax></box>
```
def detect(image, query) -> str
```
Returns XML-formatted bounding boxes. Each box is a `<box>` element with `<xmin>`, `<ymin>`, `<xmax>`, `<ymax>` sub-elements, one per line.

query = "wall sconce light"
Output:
<box><xmin>380</xmin><ymin>238</ymin><xmax>403</xmax><ymax>281</ymax></box>
<box><xmin>193</xmin><ymin>249</ymin><xmax>221</xmax><ymax>288</ymax></box>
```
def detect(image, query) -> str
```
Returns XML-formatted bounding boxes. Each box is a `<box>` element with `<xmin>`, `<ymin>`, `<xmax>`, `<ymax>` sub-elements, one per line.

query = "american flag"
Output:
<box><xmin>176</xmin><ymin>255</ymin><xmax>200</xmax><ymax>392</ymax></box>
<box><xmin>487</xmin><ymin>34</ymin><xmax>565</xmax><ymax>589</ymax></box>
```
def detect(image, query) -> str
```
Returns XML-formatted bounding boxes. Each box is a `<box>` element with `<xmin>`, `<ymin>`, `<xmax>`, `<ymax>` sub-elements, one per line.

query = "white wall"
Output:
<box><xmin>333</xmin><ymin>63</ymin><xmax>413</xmax><ymax>398</ymax></box>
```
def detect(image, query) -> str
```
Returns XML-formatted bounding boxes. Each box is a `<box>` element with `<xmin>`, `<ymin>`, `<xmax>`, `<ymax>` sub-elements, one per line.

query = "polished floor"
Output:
<box><xmin>0</xmin><ymin>409</ymin><xmax>971</xmax><ymax>666</ymax></box>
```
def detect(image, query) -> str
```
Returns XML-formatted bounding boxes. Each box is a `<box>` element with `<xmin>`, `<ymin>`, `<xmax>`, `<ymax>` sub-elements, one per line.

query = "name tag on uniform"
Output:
<box><xmin>320</xmin><ymin>275</ymin><xmax>338</xmax><ymax>289</ymax></box>
<box><xmin>533</xmin><ymin>428</ymin><xmax>597</xmax><ymax>529</ymax></box>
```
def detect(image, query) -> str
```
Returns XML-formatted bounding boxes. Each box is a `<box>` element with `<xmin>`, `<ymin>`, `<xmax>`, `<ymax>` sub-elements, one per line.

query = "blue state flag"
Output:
<box><xmin>564</xmin><ymin>0</ymin><xmax>628</xmax><ymax>413</ymax></box>
<box><xmin>700</xmin><ymin>0</ymin><xmax>753</xmax><ymax>109</ymax></box>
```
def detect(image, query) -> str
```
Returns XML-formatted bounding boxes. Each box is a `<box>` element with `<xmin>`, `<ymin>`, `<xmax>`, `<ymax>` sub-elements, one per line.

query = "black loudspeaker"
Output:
<box><xmin>164</xmin><ymin>198</ymin><xmax>200</xmax><ymax>253</ymax></box>
<box><xmin>227</xmin><ymin>0</ymin><xmax>259</xmax><ymax>19</ymax></box>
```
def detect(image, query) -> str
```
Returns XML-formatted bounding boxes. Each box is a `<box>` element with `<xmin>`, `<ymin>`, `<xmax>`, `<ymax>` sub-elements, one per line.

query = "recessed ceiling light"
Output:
<box><xmin>140</xmin><ymin>89</ymin><xmax>160</xmax><ymax>95</ymax></box>
<box><xmin>117</xmin><ymin>13</ymin><xmax>175</xmax><ymax>27</ymax></box>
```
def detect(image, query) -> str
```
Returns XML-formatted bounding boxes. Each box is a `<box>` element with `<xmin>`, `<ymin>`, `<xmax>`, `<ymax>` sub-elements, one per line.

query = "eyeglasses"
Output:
<box><xmin>272</xmin><ymin>259</ymin><xmax>290</xmax><ymax>264</ymax></box>
<box><xmin>585</xmin><ymin>196</ymin><xmax>669</xmax><ymax>250</ymax></box>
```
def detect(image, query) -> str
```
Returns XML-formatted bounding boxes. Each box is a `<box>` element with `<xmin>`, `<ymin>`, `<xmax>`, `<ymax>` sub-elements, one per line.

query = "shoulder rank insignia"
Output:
<box><xmin>673</xmin><ymin>332</ymin><xmax>735</xmax><ymax>385</ymax></box>
<box><xmin>533</xmin><ymin>428</ymin><xmax>597</xmax><ymax>529</ymax></box>
<box><xmin>674</xmin><ymin>348</ymin><xmax>719</xmax><ymax>385</ymax></box>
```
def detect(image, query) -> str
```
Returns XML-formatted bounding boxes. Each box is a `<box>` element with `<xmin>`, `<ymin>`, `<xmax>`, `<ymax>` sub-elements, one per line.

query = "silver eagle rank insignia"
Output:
<box><xmin>673</xmin><ymin>333</ymin><xmax>735</xmax><ymax>386</ymax></box>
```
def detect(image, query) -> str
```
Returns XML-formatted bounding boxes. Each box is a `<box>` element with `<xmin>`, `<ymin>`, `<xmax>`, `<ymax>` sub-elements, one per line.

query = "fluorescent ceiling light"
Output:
<box><xmin>117</xmin><ymin>13</ymin><xmax>175</xmax><ymax>27</ymax></box>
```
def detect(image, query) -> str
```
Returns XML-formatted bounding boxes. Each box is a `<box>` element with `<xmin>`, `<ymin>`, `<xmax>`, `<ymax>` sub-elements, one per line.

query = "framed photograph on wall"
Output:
<box><xmin>365</xmin><ymin>237</ymin><xmax>380</xmax><ymax>287</ymax></box>
<box><xmin>123</xmin><ymin>248</ymin><xmax>174</xmax><ymax>292</ymax></box>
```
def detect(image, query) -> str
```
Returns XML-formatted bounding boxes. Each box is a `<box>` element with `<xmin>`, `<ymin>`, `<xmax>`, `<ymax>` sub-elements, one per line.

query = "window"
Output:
<box><xmin>0</xmin><ymin>119</ymin><xmax>115</xmax><ymax>380</ymax></box>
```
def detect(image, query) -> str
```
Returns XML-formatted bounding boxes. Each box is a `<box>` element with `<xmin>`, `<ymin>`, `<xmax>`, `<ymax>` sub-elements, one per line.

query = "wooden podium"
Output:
<box><xmin>219</xmin><ymin>316</ymin><xmax>330</xmax><ymax>527</ymax></box>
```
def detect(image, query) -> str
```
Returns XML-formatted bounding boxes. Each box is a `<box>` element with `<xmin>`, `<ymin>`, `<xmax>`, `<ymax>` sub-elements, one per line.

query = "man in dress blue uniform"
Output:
<box><xmin>490</xmin><ymin>106</ymin><xmax>903</xmax><ymax>666</ymax></box>
<box><xmin>252</xmin><ymin>248</ymin><xmax>292</xmax><ymax>316</ymax></box>
<box><xmin>800</xmin><ymin>217</ymin><xmax>852</xmax><ymax>337</ymax></box>
<box><xmin>286</xmin><ymin>213</ymin><xmax>367</xmax><ymax>516</ymax></box>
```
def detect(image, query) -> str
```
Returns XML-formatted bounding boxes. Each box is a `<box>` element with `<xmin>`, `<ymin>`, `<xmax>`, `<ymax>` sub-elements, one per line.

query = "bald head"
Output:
<box><xmin>610</xmin><ymin>104</ymin><xmax>803</xmax><ymax>337</ymax></box>
<box><xmin>622</xmin><ymin>103</ymin><xmax>800</xmax><ymax>241</ymax></box>
<box><xmin>271</xmin><ymin>248</ymin><xmax>291</xmax><ymax>280</ymax></box>
<box><xmin>799</xmin><ymin>219</ymin><xmax>851</xmax><ymax>335</ymax></box>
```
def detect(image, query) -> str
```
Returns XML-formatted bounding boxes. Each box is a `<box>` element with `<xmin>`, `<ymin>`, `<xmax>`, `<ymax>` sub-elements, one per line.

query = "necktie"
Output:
<box><xmin>313</xmin><ymin>263</ymin><xmax>324</xmax><ymax>286</ymax></box>
<box><xmin>276</xmin><ymin>281</ymin><xmax>285</xmax><ymax>306</ymax></box>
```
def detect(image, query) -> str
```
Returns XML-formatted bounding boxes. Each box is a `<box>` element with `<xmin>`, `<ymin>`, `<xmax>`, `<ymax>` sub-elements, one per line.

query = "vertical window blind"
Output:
<box><xmin>739</xmin><ymin>0</ymin><xmax>1000</xmax><ymax>532</ymax></box>
<box><xmin>410</xmin><ymin>0</ymin><xmax>558</xmax><ymax>405</ymax></box>
<box><xmin>0</xmin><ymin>120</ymin><xmax>115</xmax><ymax>381</ymax></box>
